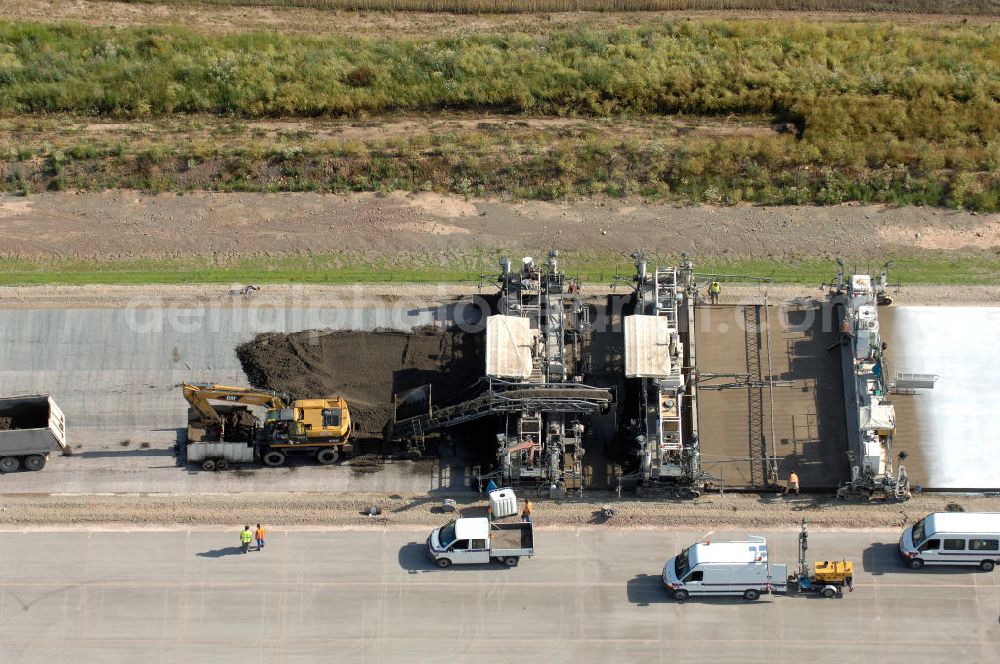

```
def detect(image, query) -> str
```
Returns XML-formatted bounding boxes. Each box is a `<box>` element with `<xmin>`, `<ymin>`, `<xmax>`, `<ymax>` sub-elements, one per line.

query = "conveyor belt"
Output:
<box><xmin>388</xmin><ymin>381</ymin><xmax>613</xmax><ymax>440</ymax></box>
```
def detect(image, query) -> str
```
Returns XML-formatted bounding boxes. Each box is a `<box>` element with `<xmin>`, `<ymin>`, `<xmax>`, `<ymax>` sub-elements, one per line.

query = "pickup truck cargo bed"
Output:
<box><xmin>492</xmin><ymin>522</ymin><xmax>533</xmax><ymax>552</ymax></box>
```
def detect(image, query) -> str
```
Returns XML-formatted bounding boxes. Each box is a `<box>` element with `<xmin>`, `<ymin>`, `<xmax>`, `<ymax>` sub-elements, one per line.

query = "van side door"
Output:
<box><xmin>682</xmin><ymin>568</ymin><xmax>705</xmax><ymax>594</ymax></box>
<box><xmin>917</xmin><ymin>538</ymin><xmax>940</xmax><ymax>563</ymax></box>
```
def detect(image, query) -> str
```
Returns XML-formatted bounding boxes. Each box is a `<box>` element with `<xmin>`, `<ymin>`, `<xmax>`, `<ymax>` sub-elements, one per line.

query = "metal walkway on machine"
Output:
<box><xmin>388</xmin><ymin>379</ymin><xmax>614</xmax><ymax>440</ymax></box>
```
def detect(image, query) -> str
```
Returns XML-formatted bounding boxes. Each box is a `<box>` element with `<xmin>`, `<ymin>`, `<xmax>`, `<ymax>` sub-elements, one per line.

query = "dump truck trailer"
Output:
<box><xmin>0</xmin><ymin>395</ymin><xmax>67</xmax><ymax>473</ymax></box>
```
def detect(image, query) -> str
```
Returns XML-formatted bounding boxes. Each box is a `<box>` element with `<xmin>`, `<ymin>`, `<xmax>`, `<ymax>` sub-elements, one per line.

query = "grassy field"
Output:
<box><xmin>120</xmin><ymin>0</ymin><xmax>1000</xmax><ymax>15</ymax></box>
<box><xmin>2</xmin><ymin>20</ymin><xmax>999</xmax><ymax>209</ymax></box>
<box><xmin>3</xmin><ymin>21</ymin><xmax>998</xmax><ymax>122</ymax></box>
<box><xmin>3</xmin><ymin>116</ymin><xmax>996</xmax><ymax>209</ymax></box>
<box><xmin>1</xmin><ymin>253</ymin><xmax>998</xmax><ymax>286</ymax></box>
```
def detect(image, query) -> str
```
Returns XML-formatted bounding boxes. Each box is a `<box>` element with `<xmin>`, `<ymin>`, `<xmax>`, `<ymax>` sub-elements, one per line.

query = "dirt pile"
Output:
<box><xmin>236</xmin><ymin>326</ymin><xmax>485</xmax><ymax>438</ymax></box>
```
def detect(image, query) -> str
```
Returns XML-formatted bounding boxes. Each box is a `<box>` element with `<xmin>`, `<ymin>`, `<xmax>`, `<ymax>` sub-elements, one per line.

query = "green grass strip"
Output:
<box><xmin>1</xmin><ymin>254</ymin><xmax>997</xmax><ymax>286</ymax></box>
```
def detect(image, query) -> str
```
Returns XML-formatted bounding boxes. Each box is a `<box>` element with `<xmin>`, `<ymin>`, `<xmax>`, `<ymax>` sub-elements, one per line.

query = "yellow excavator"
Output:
<box><xmin>181</xmin><ymin>383</ymin><xmax>352</xmax><ymax>469</ymax></box>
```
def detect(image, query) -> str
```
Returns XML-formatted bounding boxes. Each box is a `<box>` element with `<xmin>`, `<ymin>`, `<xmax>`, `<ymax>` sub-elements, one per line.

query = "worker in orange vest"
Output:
<box><xmin>255</xmin><ymin>524</ymin><xmax>266</xmax><ymax>551</ymax></box>
<box><xmin>521</xmin><ymin>500</ymin><xmax>533</xmax><ymax>523</ymax></box>
<box><xmin>785</xmin><ymin>471</ymin><xmax>800</xmax><ymax>496</ymax></box>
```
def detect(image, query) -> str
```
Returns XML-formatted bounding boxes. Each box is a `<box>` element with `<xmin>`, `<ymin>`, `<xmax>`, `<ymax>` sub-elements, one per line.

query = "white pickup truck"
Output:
<box><xmin>427</xmin><ymin>517</ymin><xmax>534</xmax><ymax>568</ymax></box>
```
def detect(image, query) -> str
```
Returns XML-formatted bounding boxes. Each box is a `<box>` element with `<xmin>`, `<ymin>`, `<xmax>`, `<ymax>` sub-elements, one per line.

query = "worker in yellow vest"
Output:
<box><xmin>708</xmin><ymin>281</ymin><xmax>722</xmax><ymax>305</ymax></box>
<box><xmin>240</xmin><ymin>525</ymin><xmax>253</xmax><ymax>553</ymax></box>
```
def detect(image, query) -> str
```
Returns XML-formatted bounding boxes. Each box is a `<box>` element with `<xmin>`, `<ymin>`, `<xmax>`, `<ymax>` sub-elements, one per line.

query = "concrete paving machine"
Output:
<box><xmin>789</xmin><ymin>519</ymin><xmax>854</xmax><ymax>598</ymax></box>
<box><xmin>619</xmin><ymin>252</ymin><xmax>707</xmax><ymax>496</ymax></box>
<box><xmin>181</xmin><ymin>383</ymin><xmax>352</xmax><ymax>469</ymax></box>
<box><xmin>827</xmin><ymin>261</ymin><xmax>910</xmax><ymax>500</ymax></box>
<box><xmin>385</xmin><ymin>250</ymin><xmax>615</xmax><ymax>496</ymax></box>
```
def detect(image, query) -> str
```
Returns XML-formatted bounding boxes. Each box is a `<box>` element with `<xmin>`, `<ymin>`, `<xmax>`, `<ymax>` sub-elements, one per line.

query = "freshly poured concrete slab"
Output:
<box><xmin>882</xmin><ymin>306</ymin><xmax>1000</xmax><ymax>490</ymax></box>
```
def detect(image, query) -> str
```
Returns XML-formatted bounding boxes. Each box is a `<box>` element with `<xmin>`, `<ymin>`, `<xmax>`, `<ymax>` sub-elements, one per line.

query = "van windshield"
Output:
<box><xmin>674</xmin><ymin>547</ymin><xmax>691</xmax><ymax>579</ymax></box>
<box><xmin>438</xmin><ymin>521</ymin><xmax>457</xmax><ymax>549</ymax></box>
<box><xmin>912</xmin><ymin>517</ymin><xmax>926</xmax><ymax>546</ymax></box>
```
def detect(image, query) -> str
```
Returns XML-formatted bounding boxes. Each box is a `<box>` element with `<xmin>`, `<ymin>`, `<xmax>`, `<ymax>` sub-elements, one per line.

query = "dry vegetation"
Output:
<box><xmin>122</xmin><ymin>0</ymin><xmax>1000</xmax><ymax>15</ymax></box>
<box><xmin>1</xmin><ymin>19</ymin><xmax>998</xmax><ymax>209</ymax></box>
<box><xmin>3</xmin><ymin>114</ymin><xmax>997</xmax><ymax>209</ymax></box>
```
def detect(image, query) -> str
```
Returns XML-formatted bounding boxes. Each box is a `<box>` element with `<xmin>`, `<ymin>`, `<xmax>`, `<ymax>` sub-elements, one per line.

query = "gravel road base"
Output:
<box><xmin>2</xmin><ymin>491</ymin><xmax>997</xmax><ymax>531</ymax></box>
<box><xmin>2</xmin><ymin>284</ymin><xmax>999</xmax><ymax>310</ymax></box>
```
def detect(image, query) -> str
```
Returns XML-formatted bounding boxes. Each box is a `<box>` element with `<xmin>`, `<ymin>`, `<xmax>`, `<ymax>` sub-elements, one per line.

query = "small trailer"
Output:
<box><xmin>0</xmin><ymin>395</ymin><xmax>68</xmax><ymax>473</ymax></box>
<box><xmin>427</xmin><ymin>516</ymin><xmax>534</xmax><ymax>568</ymax></box>
<box><xmin>790</xmin><ymin>519</ymin><xmax>854</xmax><ymax>597</ymax></box>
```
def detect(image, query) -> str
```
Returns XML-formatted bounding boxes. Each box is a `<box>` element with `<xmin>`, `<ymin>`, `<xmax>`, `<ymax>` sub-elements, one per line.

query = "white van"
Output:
<box><xmin>899</xmin><ymin>512</ymin><xmax>1000</xmax><ymax>571</ymax></box>
<box><xmin>662</xmin><ymin>536</ymin><xmax>787</xmax><ymax>601</ymax></box>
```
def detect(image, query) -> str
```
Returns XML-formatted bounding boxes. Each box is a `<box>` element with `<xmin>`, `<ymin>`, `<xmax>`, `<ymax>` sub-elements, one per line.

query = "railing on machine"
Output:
<box><xmin>388</xmin><ymin>379</ymin><xmax>614</xmax><ymax>440</ymax></box>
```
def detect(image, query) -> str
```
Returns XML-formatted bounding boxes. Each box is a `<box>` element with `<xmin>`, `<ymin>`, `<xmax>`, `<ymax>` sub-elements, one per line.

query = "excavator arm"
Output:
<box><xmin>181</xmin><ymin>383</ymin><xmax>289</xmax><ymax>425</ymax></box>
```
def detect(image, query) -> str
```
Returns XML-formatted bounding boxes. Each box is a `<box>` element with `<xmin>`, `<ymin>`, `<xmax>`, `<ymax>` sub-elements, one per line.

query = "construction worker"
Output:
<box><xmin>255</xmin><ymin>523</ymin><xmax>266</xmax><ymax>551</ymax></box>
<box><xmin>785</xmin><ymin>471</ymin><xmax>800</xmax><ymax>496</ymax></box>
<box><xmin>240</xmin><ymin>525</ymin><xmax>253</xmax><ymax>553</ymax></box>
<box><xmin>708</xmin><ymin>280</ymin><xmax>722</xmax><ymax>305</ymax></box>
<box><xmin>521</xmin><ymin>499</ymin><xmax>533</xmax><ymax>523</ymax></box>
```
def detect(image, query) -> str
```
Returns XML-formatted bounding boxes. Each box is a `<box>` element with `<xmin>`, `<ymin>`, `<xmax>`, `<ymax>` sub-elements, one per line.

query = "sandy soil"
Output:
<box><xmin>1</xmin><ymin>114</ymin><xmax>765</xmax><ymax>149</ymax></box>
<box><xmin>2</xmin><ymin>191</ymin><xmax>999</xmax><ymax>263</ymax></box>
<box><xmin>0</xmin><ymin>490</ymin><xmax>997</xmax><ymax>529</ymax></box>
<box><xmin>0</xmin><ymin>1</ymin><xmax>990</xmax><ymax>39</ymax></box>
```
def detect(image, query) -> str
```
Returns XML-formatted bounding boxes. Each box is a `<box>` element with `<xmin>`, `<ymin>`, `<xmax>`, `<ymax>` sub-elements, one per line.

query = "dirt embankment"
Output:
<box><xmin>236</xmin><ymin>326</ymin><xmax>485</xmax><ymax>437</ymax></box>
<box><xmin>1</xmin><ymin>491</ymin><xmax>998</xmax><ymax>530</ymax></box>
<box><xmin>3</xmin><ymin>191</ymin><xmax>1000</xmax><ymax>263</ymax></box>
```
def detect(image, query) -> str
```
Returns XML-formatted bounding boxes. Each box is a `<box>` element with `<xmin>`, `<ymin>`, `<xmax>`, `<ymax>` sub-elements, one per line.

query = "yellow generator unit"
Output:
<box><xmin>793</xmin><ymin>519</ymin><xmax>854</xmax><ymax>598</ymax></box>
<box><xmin>812</xmin><ymin>560</ymin><xmax>854</xmax><ymax>586</ymax></box>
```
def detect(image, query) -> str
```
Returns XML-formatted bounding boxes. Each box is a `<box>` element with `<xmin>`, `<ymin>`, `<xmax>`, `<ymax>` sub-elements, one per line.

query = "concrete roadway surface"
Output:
<box><xmin>0</xmin><ymin>527</ymin><xmax>997</xmax><ymax>664</ymax></box>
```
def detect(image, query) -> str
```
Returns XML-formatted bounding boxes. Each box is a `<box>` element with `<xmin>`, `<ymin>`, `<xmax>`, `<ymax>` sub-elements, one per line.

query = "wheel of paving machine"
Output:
<box><xmin>821</xmin><ymin>586</ymin><xmax>838</xmax><ymax>598</ymax></box>
<box><xmin>201</xmin><ymin>459</ymin><xmax>216</xmax><ymax>471</ymax></box>
<box><xmin>23</xmin><ymin>455</ymin><xmax>46</xmax><ymax>471</ymax></box>
<box><xmin>0</xmin><ymin>456</ymin><xmax>20</xmax><ymax>473</ymax></box>
<box><xmin>263</xmin><ymin>450</ymin><xmax>286</xmax><ymax>467</ymax></box>
<box><xmin>316</xmin><ymin>448</ymin><xmax>340</xmax><ymax>465</ymax></box>
<box><xmin>215</xmin><ymin>459</ymin><xmax>229</xmax><ymax>471</ymax></box>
